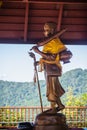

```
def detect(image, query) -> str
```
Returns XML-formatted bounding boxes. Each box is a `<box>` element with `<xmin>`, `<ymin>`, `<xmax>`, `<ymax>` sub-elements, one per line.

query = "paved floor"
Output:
<box><xmin>0</xmin><ymin>128</ymin><xmax>87</xmax><ymax>130</ymax></box>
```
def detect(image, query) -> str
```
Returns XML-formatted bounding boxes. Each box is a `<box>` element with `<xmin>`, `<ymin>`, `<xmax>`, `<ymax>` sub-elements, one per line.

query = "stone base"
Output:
<box><xmin>33</xmin><ymin>112</ymin><xmax>69</xmax><ymax>130</ymax></box>
<box><xmin>34</xmin><ymin>124</ymin><xmax>68</xmax><ymax>130</ymax></box>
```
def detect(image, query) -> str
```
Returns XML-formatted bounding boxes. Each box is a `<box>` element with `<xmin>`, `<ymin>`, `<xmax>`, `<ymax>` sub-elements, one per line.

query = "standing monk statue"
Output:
<box><xmin>32</xmin><ymin>21</ymin><xmax>72</xmax><ymax>113</ymax></box>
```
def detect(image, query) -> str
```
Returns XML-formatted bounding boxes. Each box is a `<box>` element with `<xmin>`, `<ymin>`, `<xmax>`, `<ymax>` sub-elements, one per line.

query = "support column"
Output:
<box><xmin>24</xmin><ymin>0</ymin><xmax>29</xmax><ymax>42</ymax></box>
<box><xmin>57</xmin><ymin>4</ymin><xmax>63</xmax><ymax>31</ymax></box>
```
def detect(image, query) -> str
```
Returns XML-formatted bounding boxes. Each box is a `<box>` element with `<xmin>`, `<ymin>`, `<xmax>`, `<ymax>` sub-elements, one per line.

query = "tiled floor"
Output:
<box><xmin>0</xmin><ymin>128</ymin><xmax>87</xmax><ymax>130</ymax></box>
<box><xmin>71</xmin><ymin>128</ymin><xmax>87</xmax><ymax>130</ymax></box>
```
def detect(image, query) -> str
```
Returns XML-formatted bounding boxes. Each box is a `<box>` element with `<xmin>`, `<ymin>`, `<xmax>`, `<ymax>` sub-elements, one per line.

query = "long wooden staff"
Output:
<box><xmin>30</xmin><ymin>28</ymin><xmax>67</xmax><ymax>50</ymax></box>
<box><xmin>28</xmin><ymin>52</ymin><xmax>43</xmax><ymax>113</ymax></box>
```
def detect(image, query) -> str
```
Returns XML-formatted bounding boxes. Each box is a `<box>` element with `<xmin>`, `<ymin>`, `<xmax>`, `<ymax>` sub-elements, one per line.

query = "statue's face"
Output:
<box><xmin>44</xmin><ymin>24</ymin><xmax>53</xmax><ymax>37</ymax></box>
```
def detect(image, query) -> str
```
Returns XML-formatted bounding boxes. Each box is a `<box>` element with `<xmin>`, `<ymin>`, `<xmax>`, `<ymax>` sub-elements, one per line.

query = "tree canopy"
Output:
<box><xmin>0</xmin><ymin>68</ymin><xmax>87</xmax><ymax>106</ymax></box>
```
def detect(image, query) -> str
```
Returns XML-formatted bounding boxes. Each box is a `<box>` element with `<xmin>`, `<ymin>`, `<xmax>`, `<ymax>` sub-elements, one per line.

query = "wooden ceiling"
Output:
<box><xmin>0</xmin><ymin>0</ymin><xmax>87</xmax><ymax>44</ymax></box>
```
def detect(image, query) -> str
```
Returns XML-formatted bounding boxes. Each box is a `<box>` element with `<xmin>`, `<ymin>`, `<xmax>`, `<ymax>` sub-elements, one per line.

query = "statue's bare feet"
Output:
<box><xmin>56</xmin><ymin>105</ymin><xmax>65</xmax><ymax>112</ymax></box>
<box><xmin>43</xmin><ymin>107</ymin><xmax>57</xmax><ymax>114</ymax></box>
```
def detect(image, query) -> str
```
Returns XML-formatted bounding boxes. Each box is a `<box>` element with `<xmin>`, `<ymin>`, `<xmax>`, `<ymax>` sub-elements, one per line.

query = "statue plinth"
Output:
<box><xmin>33</xmin><ymin>112</ymin><xmax>69</xmax><ymax>130</ymax></box>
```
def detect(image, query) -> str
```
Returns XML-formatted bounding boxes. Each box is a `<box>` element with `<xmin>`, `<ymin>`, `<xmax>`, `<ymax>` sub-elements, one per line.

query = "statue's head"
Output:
<box><xmin>44</xmin><ymin>22</ymin><xmax>57</xmax><ymax>37</ymax></box>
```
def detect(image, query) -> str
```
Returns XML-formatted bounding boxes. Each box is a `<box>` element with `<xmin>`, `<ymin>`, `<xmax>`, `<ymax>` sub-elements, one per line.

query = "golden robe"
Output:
<box><xmin>42</xmin><ymin>38</ymin><xmax>66</xmax><ymax>103</ymax></box>
<box><xmin>43</xmin><ymin>38</ymin><xmax>66</xmax><ymax>54</ymax></box>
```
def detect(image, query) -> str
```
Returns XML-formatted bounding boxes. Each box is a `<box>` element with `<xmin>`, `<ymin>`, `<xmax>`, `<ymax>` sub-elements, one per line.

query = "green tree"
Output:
<box><xmin>63</xmin><ymin>87</ymin><xmax>87</xmax><ymax>106</ymax></box>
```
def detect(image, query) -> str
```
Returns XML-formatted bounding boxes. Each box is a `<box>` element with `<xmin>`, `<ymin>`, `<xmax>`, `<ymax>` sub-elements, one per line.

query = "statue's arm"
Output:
<box><xmin>37</xmin><ymin>28</ymin><xmax>67</xmax><ymax>47</ymax></box>
<box><xmin>32</xmin><ymin>46</ymin><xmax>56</xmax><ymax>61</ymax></box>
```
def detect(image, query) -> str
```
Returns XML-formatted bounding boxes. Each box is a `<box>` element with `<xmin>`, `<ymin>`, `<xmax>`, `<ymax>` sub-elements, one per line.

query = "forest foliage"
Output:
<box><xmin>0</xmin><ymin>68</ymin><xmax>87</xmax><ymax>106</ymax></box>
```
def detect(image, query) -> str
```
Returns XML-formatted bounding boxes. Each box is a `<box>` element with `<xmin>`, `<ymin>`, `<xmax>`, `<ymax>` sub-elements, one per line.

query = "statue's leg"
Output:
<box><xmin>51</xmin><ymin>101</ymin><xmax>56</xmax><ymax>108</ymax></box>
<box><xmin>50</xmin><ymin>102</ymin><xmax>57</xmax><ymax>113</ymax></box>
<box><xmin>56</xmin><ymin>98</ymin><xmax>65</xmax><ymax>111</ymax></box>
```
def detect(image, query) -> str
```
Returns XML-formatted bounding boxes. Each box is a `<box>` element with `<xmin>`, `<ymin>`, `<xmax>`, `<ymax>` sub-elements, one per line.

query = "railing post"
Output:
<box><xmin>0</xmin><ymin>106</ymin><xmax>87</xmax><ymax>128</ymax></box>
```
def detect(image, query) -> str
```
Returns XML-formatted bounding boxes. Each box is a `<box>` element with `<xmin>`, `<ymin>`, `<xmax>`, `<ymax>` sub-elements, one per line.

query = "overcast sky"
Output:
<box><xmin>0</xmin><ymin>44</ymin><xmax>87</xmax><ymax>82</ymax></box>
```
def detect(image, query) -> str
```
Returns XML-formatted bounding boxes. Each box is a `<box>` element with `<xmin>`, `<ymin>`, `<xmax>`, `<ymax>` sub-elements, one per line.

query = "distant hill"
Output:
<box><xmin>60</xmin><ymin>68</ymin><xmax>87</xmax><ymax>94</ymax></box>
<box><xmin>0</xmin><ymin>68</ymin><xmax>87</xmax><ymax>106</ymax></box>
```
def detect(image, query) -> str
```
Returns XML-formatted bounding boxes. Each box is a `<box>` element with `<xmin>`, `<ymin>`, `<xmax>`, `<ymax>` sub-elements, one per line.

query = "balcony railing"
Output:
<box><xmin>0</xmin><ymin>106</ymin><xmax>87</xmax><ymax>128</ymax></box>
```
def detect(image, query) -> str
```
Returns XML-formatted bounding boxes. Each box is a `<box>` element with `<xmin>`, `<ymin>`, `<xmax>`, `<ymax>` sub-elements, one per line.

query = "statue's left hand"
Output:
<box><xmin>32</xmin><ymin>46</ymin><xmax>39</xmax><ymax>53</ymax></box>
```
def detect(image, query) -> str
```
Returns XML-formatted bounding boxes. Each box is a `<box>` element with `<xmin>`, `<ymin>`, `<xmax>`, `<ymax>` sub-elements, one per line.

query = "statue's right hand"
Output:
<box><xmin>32</xmin><ymin>46</ymin><xmax>39</xmax><ymax>53</ymax></box>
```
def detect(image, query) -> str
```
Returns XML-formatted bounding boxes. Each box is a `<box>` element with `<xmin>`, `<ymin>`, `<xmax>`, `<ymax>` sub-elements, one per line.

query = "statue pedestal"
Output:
<box><xmin>33</xmin><ymin>112</ymin><xmax>69</xmax><ymax>130</ymax></box>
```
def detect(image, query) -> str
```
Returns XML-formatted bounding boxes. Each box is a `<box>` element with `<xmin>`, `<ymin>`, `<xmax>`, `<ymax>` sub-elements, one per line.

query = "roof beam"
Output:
<box><xmin>2</xmin><ymin>0</ymin><xmax>87</xmax><ymax>4</ymax></box>
<box><xmin>24</xmin><ymin>1</ymin><xmax>29</xmax><ymax>42</ymax></box>
<box><xmin>57</xmin><ymin>4</ymin><xmax>63</xmax><ymax>31</ymax></box>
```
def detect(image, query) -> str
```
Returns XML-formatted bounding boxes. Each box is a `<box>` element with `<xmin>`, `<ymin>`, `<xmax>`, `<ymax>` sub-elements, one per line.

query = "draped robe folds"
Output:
<box><xmin>46</xmin><ymin>76</ymin><xmax>65</xmax><ymax>102</ymax></box>
<box><xmin>42</xmin><ymin>38</ymin><xmax>66</xmax><ymax>103</ymax></box>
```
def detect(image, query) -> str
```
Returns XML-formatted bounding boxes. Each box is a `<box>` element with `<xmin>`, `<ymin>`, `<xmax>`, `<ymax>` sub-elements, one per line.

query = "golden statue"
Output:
<box><xmin>31</xmin><ymin>21</ymin><xmax>72</xmax><ymax>113</ymax></box>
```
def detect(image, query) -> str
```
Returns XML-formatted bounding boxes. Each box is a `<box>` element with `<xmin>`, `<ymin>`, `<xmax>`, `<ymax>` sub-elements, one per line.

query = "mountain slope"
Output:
<box><xmin>0</xmin><ymin>68</ymin><xmax>87</xmax><ymax>106</ymax></box>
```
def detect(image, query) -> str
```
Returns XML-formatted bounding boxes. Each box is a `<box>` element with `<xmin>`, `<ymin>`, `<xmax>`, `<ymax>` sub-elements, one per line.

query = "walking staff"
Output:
<box><xmin>28</xmin><ymin>52</ymin><xmax>43</xmax><ymax>113</ymax></box>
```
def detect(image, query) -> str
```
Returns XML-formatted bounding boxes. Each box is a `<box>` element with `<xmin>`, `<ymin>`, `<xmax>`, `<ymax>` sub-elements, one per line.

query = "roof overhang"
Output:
<box><xmin>0</xmin><ymin>0</ymin><xmax>87</xmax><ymax>45</ymax></box>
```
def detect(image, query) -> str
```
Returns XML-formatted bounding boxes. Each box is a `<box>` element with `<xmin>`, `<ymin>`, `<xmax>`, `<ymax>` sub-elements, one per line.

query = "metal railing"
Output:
<box><xmin>0</xmin><ymin>106</ymin><xmax>87</xmax><ymax>128</ymax></box>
